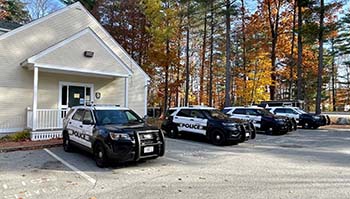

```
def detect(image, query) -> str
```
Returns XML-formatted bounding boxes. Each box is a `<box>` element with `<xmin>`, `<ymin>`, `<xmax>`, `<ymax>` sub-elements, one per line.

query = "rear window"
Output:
<box><xmin>222</xmin><ymin>108</ymin><xmax>231</xmax><ymax>114</ymax></box>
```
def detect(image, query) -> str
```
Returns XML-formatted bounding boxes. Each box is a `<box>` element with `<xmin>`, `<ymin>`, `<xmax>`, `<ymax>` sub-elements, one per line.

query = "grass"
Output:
<box><xmin>0</xmin><ymin>130</ymin><xmax>30</xmax><ymax>142</ymax></box>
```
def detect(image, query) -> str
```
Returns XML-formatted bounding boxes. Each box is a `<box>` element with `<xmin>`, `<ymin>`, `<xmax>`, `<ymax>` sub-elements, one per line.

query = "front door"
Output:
<box><xmin>60</xmin><ymin>82</ymin><xmax>94</xmax><ymax>109</ymax></box>
<box><xmin>69</xmin><ymin>86</ymin><xmax>85</xmax><ymax>107</ymax></box>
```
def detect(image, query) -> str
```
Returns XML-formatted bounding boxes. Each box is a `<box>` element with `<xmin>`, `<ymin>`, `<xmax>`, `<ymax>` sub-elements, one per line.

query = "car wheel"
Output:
<box><xmin>166</xmin><ymin>126</ymin><xmax>178</xmax><ymax>138</ymax></box>
<box><xmin>303</xmin><ymin>122</ymin><xmax>310</xmax><ymax>129</ymax></box>
<box><xmin>210</xmin><ymin>130</ymin><xmax>226</xmax><ymax>146</ymax></box>
<box><xmin>63</xmin><ymin>133</ymin><xmax>73</xmax><ymax>152</ymax></box>
<box><xmin>94</xmin><ymin>143</ymin><xmax>108</xmax><ymax>168</ymax></box>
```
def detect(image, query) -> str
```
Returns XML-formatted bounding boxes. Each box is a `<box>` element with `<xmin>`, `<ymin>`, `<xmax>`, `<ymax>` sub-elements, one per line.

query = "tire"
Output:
<box><xmin>166</xmin><ymin>126</ymin><xmax>178</xmax><ymax>138</ymax></box>
<box><xmin>210</xmin><ymin>129</ymin><xmax>226</xmax><ymax>146</ymax></box>
<box><xmin>303</xmin><ymin>122</ymin><xmax>310</xmax><ymax>129</ymax></box>
<box><xmin>63</xmin><ymin>132</ymin><xmax>73</xmax><ymax>152</ymax></box>
<box><xmin>94</xmin><ymin>142</ymin><xmax>108</xmax><ymax>168</ymax></box>
<box><xmin>249</xmin><ymin>123</ymin><xmax>256</xmax><ymax>139</ymax></box>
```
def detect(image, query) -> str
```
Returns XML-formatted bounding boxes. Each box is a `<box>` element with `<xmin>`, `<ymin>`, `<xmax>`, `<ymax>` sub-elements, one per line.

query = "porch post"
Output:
<box><xmin>124</xmin><ymin>77</ymin><xmax>128</xmax><ymax>107</ymax></box>
<box><xmin>32</xmin><ymin>66</ymin><xmax>38</xmax><ymax>131</ymax></box>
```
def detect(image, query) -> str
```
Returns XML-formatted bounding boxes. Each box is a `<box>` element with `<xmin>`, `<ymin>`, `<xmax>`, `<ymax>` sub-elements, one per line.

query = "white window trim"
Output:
<box><xmin>58</xmin><ymin>81</ymin><xmax>94</xmax><ymax>110</ymax></box>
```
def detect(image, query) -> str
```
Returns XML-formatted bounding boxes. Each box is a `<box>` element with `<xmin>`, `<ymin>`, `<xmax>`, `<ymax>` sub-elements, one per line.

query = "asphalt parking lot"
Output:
<box><xmin>0</xmin><ymin>128</ymin><xmax>350</xmax><ymax>199</ymax></box>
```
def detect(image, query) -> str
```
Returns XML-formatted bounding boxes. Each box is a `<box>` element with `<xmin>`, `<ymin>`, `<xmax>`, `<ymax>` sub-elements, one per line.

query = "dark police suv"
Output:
<box><xmin>161</xmin><ymin>106</ymin><xmax>256</xmax><ymax>146</ymax></box>
<box><xmin>62</xmin><ymin>105</ymin><xmax>165</xmax><ymax>167</ymax></box>
<box><xmin>223</xmin><ymin>106</ymin><xmax>295</xmax><ymax>135</ymax></box>
<box><xmin>267</xmin><ymin>106</ymin><xmax>330</xmax><ymax>129</ymax></box>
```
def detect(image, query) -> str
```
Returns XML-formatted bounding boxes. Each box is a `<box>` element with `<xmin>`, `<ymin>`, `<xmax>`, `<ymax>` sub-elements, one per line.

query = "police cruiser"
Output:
<box><xmin>223</xmin><ymin>106</ymin><xmax>295</xmax><ymax>135</ymax></box>
<box><xmin>161</xmin><ymin>106</ymin><xmax>256</xmax><ymax>146</ymax></box>
<box><xmin>62</xmin><ymin>105</ymin><xmax>165</xmax><ymax>167</ymax></box>
<box><xmin>267</xmin><ymin>106</ymin><xmax>330</xmax><ymax>129</ymax></box>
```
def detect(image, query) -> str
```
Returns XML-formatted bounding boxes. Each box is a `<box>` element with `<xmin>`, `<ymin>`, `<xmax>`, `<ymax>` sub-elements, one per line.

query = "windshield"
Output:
<box><xmin>95</xmin><ymin>110</ymin><xmax>143</xmax><ymax>125</ymax></box>
<box><xmin>204</xmin><ymin>109</ymin><xmax>229</xmax><ymax>120</ymax></box>
<box><xmin>256</xmin><ymin>109</ymin><xmax>274</xmax><ymax>116</ymax></box>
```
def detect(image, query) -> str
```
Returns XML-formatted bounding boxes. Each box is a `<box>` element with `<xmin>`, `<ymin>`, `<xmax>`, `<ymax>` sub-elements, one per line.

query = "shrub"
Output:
<box><xmin>0</xmin><ymin>130</ymin><xmax>30</xmax><ymax>142</ymax></box>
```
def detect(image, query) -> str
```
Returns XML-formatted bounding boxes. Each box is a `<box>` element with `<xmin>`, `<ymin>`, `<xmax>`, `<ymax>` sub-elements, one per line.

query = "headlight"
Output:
<box><xmin>222</xmin><ymin>123</ymin><xmax>239</xmax><ymax>131</ymax></box>
<box><xmin>276</xmin><ymin>118</ymin><xmax>284</xmax><ymax>122</ymax></box>
<box><xmin>313</xmin><ymin>116</ymin><xmax>321</xmax><ymax>119</ymax></box>
<box><xmin>222</xmin><ymin>122</ymin><xmax>236</xmax><ymax>126</ymax></box>
<box><xmin>109</xmin><ymin>132</ymin><xmax>131</xmax><ymax>141</ymax></box>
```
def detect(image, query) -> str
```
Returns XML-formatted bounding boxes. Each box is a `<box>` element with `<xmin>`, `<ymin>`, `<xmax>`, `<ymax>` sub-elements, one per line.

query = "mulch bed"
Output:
<box><xmin>0</xmin><ymin>138</ymin><xmax>62</xmax><ymax>153</ymax></box>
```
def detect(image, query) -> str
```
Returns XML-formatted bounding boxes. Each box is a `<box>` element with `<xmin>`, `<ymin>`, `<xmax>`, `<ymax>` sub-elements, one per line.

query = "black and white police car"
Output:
<box><xmin>223</xmin><ymin>106</ymin><xmax>295</xmax><ymax>135</ymax></box>
<box><xmin>62</xmin><ymin>105</ymin><xmax>165</xmax><ymax>167</ymax></box>
<box><xmin>161</xmin><ymin>106</ymin><xmax>256</xmax><ymax>146</ymax></box>
<box><xmin>267</xmin><ymin>106</ymin><xmax>330</xmax><ymax>129</ymax></box>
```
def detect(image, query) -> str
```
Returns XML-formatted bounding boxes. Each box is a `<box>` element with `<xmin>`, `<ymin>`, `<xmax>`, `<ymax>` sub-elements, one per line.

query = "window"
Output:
<box><xmin>94</xmin><ymin>110</ymin><xmax>143</xmax><ymax>125</ymax></box>
<box><xmin>222</xmin><ymin>108</ymin><xmax>231</xmax><ymax>114</ymax></box>
<box><xmin>285</xmin><ymin>108</ymin><xmax>297</xmax><ymax>114</ymax></box>
<box><xmin>246</xmin><ymin>109</ymin><xmax>258</xmax><ymax>116</ymax></box>
<box><xmin>177</xmin><ymin>109</ymin><xmax>191</xmax><ymax>117</ymax></box>
<box><xmin>83</xmin><ymin>110</ymin><xmax>93</xmax><ymax>123</ymax></box>
<box><xmin>190</xmin><ymin>110</ymin><xmax>205</xmax><ymax>119</ymax></box>
<box><xmin>72</xmin><ymin>109</ymin><xmax>85</xmax><ymax>121</ymax></box>
<box><xmin>86</xmin><ymin>87</ymin><xmax>91</xmax><ymax>105</ymax></box>
<box><xmin>233</xmin><ymin>109</ymin><xmax>246</xmax><ymax>115</ymax></box>
<box><xmin>126</xmin><ymin>111</ymin><xmax>138</xmax><ymax>121</ymax></box>
<box><xmin>61</xmin><ymin>86</ymin><xmax>67</xmax><ymax>106</ymax></box>
<box><xmin>274</xmin><ymin>108</ymin><xmax>285</xmax><ymax>113</ymax></box>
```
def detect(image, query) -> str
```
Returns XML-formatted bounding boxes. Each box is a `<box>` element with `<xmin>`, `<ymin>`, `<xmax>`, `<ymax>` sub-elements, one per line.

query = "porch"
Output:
<box><xmin>26</xmin><ymin>108</ymin><xmax>67</xmax><ymax>141</ymax></box>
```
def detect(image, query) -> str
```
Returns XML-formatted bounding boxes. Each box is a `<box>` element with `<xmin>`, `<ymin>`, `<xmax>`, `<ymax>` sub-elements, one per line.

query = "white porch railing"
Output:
<box><xmin>27</xmin><ymin>108</ymin><xmax>67</xmax><ymax>130</ymax></box>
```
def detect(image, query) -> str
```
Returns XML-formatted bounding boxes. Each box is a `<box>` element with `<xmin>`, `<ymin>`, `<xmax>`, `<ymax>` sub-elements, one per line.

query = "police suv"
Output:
<box><xmin>267</xmin><ymin>106</ymin><xmax>330</xmax><ymax>129</ymax></box>
<box><xmin>62</xmin><ymin>105</ymin><xmax>165</xmax><ymax>167</ymax></box>
<box><xmin>223</xmin><ymin>106</ymin><xmax>295</xmax><ymax>135</ymax></box>
<box><xmin>161</xmin><ymin>106</ymin><xmax>256</xmax><ymax>146</ymax></box>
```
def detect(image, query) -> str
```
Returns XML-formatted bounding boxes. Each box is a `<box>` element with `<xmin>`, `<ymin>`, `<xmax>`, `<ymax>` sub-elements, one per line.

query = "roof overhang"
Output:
<box><xmin>21</xmin><ymin>61</ymin><xmax>130</xmax><ymax>78</ymax></box>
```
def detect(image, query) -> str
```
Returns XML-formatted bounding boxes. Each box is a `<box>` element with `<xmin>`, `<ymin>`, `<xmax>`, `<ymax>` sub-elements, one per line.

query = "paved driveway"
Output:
<box><xmin>0</xmin><ymin>128</ymin><xmax>349</xmax><ymax>199</ymax></box>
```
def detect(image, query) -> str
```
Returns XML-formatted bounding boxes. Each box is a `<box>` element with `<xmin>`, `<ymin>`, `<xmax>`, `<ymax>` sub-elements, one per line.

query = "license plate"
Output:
<box><xmin>144</xmin><ymin>146</ymin><xmax>154</xmax><ymax>153</ymax></box>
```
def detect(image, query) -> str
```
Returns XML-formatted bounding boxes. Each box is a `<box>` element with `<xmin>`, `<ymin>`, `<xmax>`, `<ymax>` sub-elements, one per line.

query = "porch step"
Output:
<box><xmin>31</xmin><ymin>130</ymin><xmax>62</xmax><ymax>141</ymax></box>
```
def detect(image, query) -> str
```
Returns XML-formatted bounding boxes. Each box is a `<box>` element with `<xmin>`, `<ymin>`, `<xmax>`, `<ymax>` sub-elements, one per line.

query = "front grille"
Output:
<box><xmin>136</xmin><ymin>130</ymin><xmax>163</xmax><ymax>159</ymax></box>
<box><xmin>137</xmin><ymin>130</ymin><xmax>161</xmax><ymax>146</ymax></box>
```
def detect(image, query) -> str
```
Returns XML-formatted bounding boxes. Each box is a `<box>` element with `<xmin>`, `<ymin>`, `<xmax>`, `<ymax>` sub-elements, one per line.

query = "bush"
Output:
<box><xmin>0</xmin><ymin>130</ymin><xmax>30</xmax><ymax>142</ymax></box>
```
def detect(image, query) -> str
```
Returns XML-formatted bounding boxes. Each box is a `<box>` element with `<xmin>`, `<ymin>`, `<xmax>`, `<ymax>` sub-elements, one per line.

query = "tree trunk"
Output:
<box><xmin>331</xmin><ymin>38</ymin><xmax>336</xmax><ymax>111</ymax></box>
<box><xmin>163</xmin><ymin>1</ymin><xmax>170</xmax><ymax>116</ymax></box>
<box><xmin>208</xmin><ymin>0</ymin><xmax>214</xmax><ymax>107</ymax></box>
<box><xmin>184</xmin><ymin>0</ymin><xmax>190</xmax><ymax>106</ymax></box>
<box><xmin>200</xmin><ymin>4</ymin><xmax>207</xmax><ymax>105</ymax></box>
<box><xmin>297</xmin><ymin>0</ymin><xmax>303</xmax><ymax>101</ymax></box>
<box><xmin>315</xmin><ymin>0</ymin><xmax>324</xmax><ymax>114</ymax></box>
<box><xmin>267</xmin><ymin>0</ymin><xmax>281</xmax><ymax>101</ymax></box>
<box><xmin>241</xmin><ymin>0</ymin><xmax>247</xmax><ymax>105</ymax></box>
<box><xmin>224</xmin><ymin>0</ymin><xmax>231</xmax><ymax>107</ymax></box>
<box><xmin>289</xmin><ymin>0</ymin><xmax>297</xmax><ymax>100</ymax></box>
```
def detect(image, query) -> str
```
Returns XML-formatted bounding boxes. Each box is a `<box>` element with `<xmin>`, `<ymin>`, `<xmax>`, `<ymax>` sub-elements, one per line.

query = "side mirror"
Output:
<box><xmin>82</xmin><ymin>120</ymin><xmax>94</xmax><ymax>125</ymax></box>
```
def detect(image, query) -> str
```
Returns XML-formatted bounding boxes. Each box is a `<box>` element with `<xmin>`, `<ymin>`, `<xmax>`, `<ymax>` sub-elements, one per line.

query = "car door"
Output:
<box><xmin>189</xmin><ymin>110</ymin><xmax>208</xmax><ymax>135</ymax></box>
<box><xmin>173</xmin><ymin>109</ymin><xmax>196</xmax><ymax>133</ymax></box>
<box><xmin>273</xmin><ymin>108</ymin><xmax>287</xmax><ymax>117</ymax></box>
<box><xmin>230</xmin><ymin>108</ymin><xmax>250</xmax><ymax>121</ymax></box>
<box><xmin>80</xmin><ymin>110</ymin><xmax>95</xmax><ymax>148</ymax></box>
<box><xmin>246</xmin><ymin>109</ymin><xmax>262</xmax><ymax>129</ymax></box>
<box><xmin>285</xmin><ymin>108</ymin><xmax>300</xmax><ymax>120</ymax></box>
<box><xmin>68</xmin><ymin>109</ymin><xmax>84</xmax><ymax>145</ymax></box>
